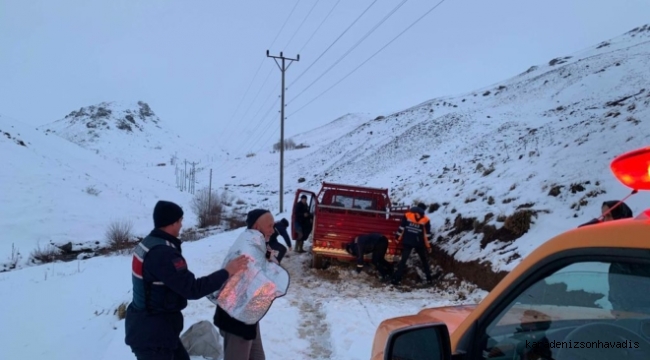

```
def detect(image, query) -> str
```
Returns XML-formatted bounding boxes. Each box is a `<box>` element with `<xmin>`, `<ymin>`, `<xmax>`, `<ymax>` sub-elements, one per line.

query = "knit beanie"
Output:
<box><xmin>153</xmin><ymin>200</ymin><xmax>184</xmax><ymax>228</ymax></box>
<box><xmin>280</xmin><ymin>218</ymin><xmax>289</xmax><ymax>227</ymax></box>
<box><xmin>246</xmin><ymin>209</ymin><xmax>271</xmax><ymax>229</ymax></box>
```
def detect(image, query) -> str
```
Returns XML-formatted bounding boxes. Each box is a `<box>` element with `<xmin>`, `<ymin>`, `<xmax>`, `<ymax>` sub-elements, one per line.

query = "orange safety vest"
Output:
<box><xmin>399</xmin><ymin>211</ymin><xmax>431</xmax><ymax>249</ymax></box>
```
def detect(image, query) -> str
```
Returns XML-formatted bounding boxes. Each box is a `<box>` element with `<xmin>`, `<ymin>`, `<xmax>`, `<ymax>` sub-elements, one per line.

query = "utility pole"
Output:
<box><xmin>191</xmin><ymin>161</ymin><xmax>196</xmax><ymax>194</ymax></box>
<box><xmin>267</xmin><ymin>50</ymin><xmax>299</xmax><ymax>213</ymax></box>
<box><xmin>208</xmin><ymin>169</ymin><xmax>212</xmax><ymax>222</ymax></box>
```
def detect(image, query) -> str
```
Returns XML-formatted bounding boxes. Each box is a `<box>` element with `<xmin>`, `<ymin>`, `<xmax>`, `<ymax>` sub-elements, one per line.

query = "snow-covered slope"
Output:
<box><xmin>0</xmin><ymin>114</ymin><xmax>196</xmax><ymax>268</ymax></box>
<box><xmin>287</xmin><ymin>113</ymin><xmax>374</xmax><ymax>149</ymax></box>
<box><xmin>209</xmin><ymin>23</ymin><xmax>650</xmax><ymax>272</ymax></box>
<box><xmin>37</xmin><ymin>101</ymin><xmax>225</xmax><ymax>166</ymax></box>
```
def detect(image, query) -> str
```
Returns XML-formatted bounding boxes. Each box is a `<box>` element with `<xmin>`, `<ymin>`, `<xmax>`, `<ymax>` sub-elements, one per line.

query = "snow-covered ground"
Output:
<box><xmin>0</xmin><ymin>224</ymin><xmax>485</xmax><ymax>360</ymax></box>
<box><xmin>2</xmin><ymin>23</ymin><xmax>650</xmax><ymax>360</ymax></box>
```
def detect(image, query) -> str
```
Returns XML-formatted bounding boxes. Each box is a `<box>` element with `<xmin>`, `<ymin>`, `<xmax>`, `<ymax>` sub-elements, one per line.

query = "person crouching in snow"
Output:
<box><xmin>345</xmin><ymin>233</ymin><xmax>394</xmax><ymax>281</ymax></box>
<box><xmin>267</xmin><ymin>218</ymin><xmax>292</xmax><ymax>263</ymax></box>
<box><xmin>208</xmin><ymin>209</ymin><xmax>290</xmax><ymax>360</ymax></box>
<box><xmin>124</xmin><ymin>200</ymin><xmax>250</xmax><ymax>360</ymax></box>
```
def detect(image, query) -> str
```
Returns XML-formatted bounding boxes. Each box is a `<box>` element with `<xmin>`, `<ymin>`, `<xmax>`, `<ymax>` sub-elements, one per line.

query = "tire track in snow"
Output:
<box><xmin>283</xmin><ymin>252</ymin><xmax>333</xmax><ymax>359</ymax></box>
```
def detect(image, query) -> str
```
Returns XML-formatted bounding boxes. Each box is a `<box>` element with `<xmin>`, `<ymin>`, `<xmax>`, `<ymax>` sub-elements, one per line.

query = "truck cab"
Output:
<box><xmin>291</xmin><ymin>182</ymin><xmax>410</xmax><ymax>268</ymax></box>
<box><xmin>373</xmin><ymin>146</ymin><xmax>650</xmax><ymax>360</ymax></box>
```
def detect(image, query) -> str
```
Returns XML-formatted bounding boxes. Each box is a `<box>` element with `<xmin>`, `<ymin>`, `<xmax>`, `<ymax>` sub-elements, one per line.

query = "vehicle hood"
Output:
<box><xmin>370</xmin><ymin>304</ymin><xmax>477</xmax><ymax>360</ymax></box>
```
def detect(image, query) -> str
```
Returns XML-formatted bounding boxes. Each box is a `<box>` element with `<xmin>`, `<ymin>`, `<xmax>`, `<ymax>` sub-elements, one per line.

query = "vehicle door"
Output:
<box><xmin>468</xmin><ymin>249</ymin><xmax>650</xmax><ymax>360</ymax></box>
<box><xmin>384</xmin><ymin>248</ymin><xmax>650</xmax><ymax>360</ymax></box>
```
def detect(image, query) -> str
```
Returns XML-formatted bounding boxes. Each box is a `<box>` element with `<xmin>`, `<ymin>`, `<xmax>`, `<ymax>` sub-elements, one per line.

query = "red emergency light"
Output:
<box><xmin>610</xmin><ymin>146</ymin><xmax>650</xmax><ymax>191</ymax></box>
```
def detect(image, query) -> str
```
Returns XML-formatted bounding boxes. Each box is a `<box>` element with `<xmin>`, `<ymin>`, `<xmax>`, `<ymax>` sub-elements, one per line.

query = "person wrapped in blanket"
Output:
<box><xmin>206</xmin><ymin>209</ymin><xmax>290</xmax><ymax>360</ymax></box>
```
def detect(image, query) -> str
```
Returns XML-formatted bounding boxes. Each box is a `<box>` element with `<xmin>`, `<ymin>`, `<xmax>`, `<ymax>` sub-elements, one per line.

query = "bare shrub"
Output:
<box><xmin>224</xmin><ymin>213</ymin><xmax>247</xmax><ymax>230</ymax></box>
<box><xmin>428</xmin><ymin>203</ymin><xmax>440</xmax><ymax>213</ymax></box>
<box><xmin>504</xmin><ymin>210</ymin><xmax>535</xmax><ymax>236</ymax></box>
<box><xmin>30</xmin><ymin>243</ymin><xmax>61</xmax><ymax>264</ymax></box>
<box><xmin>246</xmin><ymin>152</ymin><xmax>255</xmax><ymax>158</ymax></box>
<box><xmin>273</xmin><ymin>138</ymin><xmax>297</xmax><ymax>151</ymax></box>
<box><xmin>180</xmin><ymin>227</ymin><xmax>210</xmax><ymax>242</ymax></box>
<box><xmin>191</xmin><ymin>188</ymin><xmax>224</xmax><ymax>228</ymax></box>
<box><xmin>85</xmin><ymin>186</ymin><xmax>101</xmax><ymax>196</ymax></box>
<box><xmin>106</xmin><ymin>219</ymin><xmax>136</xmax><ymax>252</ymax></box>
<box><xmin>6</xmin><ymin>243</ymin><xmax>22</xmax><ymax>270</ymax></box>
<box><xmin>115</xmin><ymin>301</ymin><xmax>128</xmax><ymax>320</ymax></box>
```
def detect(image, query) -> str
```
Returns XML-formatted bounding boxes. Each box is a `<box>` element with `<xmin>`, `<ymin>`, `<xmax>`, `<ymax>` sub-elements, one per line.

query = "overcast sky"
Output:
<box><xmin>2</xmin><ymin>0</ymin><xmax>649</xmax><ymax>155</ymax></box>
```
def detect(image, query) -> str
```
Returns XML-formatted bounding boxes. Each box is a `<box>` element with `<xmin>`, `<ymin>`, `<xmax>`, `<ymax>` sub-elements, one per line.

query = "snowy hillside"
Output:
<box><xmin>287</xmin><ymin>113</ymin><xmax>374</xmax><ymax>149</ymax></box>
<box><xmin>37</xmin><ymin>101</ymin><xmax>224</xmax><ymax>167</ymax></box>
<box><xmin>0</xmin><ymin>114</ymin><xmax>197</xmax><ymax>269</ymax></box>
<box><xmin>209</xmin><ymin>24</ymin><xmax>650</xmax><ymax>275</ymax></box>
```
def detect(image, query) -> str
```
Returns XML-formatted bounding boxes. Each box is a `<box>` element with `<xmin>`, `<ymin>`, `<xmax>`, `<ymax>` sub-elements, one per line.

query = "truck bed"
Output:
<box><xmin>311</xmin><ymin>204</ymin><xmax>407</xmax><ymax>263</ymax></box>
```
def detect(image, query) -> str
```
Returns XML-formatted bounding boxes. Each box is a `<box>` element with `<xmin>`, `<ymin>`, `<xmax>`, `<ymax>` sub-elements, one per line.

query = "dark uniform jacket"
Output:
<box><xmin>294</xmin><ymin>202</ymin><xmax>311</xmax><ymax>226</ymax></box>
<box><xmin>125</xmin><ymin>229</ymin><xmax>229</xmax><ymax>350</ymax></box>
<box><xmin>269</xmin><ymin>221</ymin><xmax>292</xmax><ymax>248</ymax></box>
<box><xmin>347</xmin><ymin>233</ymin><xmax>388</xmax><ymax>266</ymax></box>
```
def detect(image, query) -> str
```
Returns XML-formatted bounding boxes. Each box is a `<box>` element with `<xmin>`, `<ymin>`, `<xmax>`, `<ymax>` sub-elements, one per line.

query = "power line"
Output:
<box><xmin>288</xmin><ymin>0</ymin><xmax>448</xmax><ymax>118</ymax></box>
<box><xmin>288</xmin><ymin>0</ymin><xmax>379</xmax><ymax>89</ymax></box>
<box><xmin>229</xmin><ymin>0</ymin><xmax>343</xmax><ymax>155</ymax></box>
<box><xmin>268</xmin><ymin>0</ymin><xmax>301</xmax><ymax>50</ymax></box>
<box><xmin>283</xmin><ymin>0</ymin><xmax>322</xmax><ymax>51</ymax></box>
<box><xmin>287</xmin><ymin>0</ymin><xmax>408</xmax><ymax>105</ymax></box>
<box><xmin>211</xmin><ymin>0</ymin><xmax>301</xmax><ymax>153</ymax></box>
<box><xmin>231</xmin><ymin>97</ymin><xmax>280</xmax><ymax>159</ymax></box>
<box><xmin>297</xmin><ymin>0</ymin><xmax>343</xmax><ymax>54</ymax></box>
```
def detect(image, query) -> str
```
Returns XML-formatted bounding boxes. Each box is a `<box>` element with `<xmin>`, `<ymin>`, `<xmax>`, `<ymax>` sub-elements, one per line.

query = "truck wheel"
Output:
<box><xmin>312</xmin><ymin>254</ymin><xmax>323</xmax><ymax>269</ymax></box>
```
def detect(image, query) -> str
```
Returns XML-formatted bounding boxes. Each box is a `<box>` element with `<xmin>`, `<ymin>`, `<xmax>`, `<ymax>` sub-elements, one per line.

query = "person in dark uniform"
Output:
<box><xmin>391</xmin><ymin>203</ymin><xmax>434</xmax><ymax>286</ymax></box>
<box><xmin>345</xmin><ymin>233</ymin><xmax>394</xmax><ymax>281</ymax></box>
<box><xmin>268</xmin><ymin>218</ymin><xmax>292</xmax><ymax>263</ymax></box>
<box><xmin>125</xmin><ymin>200</ymin><xmax>249</xmax><ymax>360</ymax></box>
<box><xmin>293</xmin><ymin>195</ymin><xmax>312</xmax><ymax>253</ymax></box>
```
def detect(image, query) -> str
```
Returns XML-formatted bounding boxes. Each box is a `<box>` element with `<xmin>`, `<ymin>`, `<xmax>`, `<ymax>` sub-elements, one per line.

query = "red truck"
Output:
<box><xmin>291</xmin><ymin>182</ymin><xmax>410</xmax><ymax>268</ymax></box>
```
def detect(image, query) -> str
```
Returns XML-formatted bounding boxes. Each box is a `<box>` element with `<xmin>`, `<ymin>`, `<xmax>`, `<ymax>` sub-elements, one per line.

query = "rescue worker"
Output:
<box><xmin>268</xmin><ymin>218</ymin><xmax>292</xmax><ymax>263</ymax></box>
<box><xmin>293</xmin><ymin>195</ymin><xmax>311</xmax><ymax>253</ymax></box>
<box><xmin>124</xmin><ymin>200</ymin><xmax>250</xmax><ymax>360</ymax></box>
<box><xmin>391</xmin><ymin>203</ymin><xmax>434</xmax><ymax>286</ymax></box>
<box><xmin>345</xmin><ymin>233</ymin><xmax>394</xmax><ymax>281</ymax></box>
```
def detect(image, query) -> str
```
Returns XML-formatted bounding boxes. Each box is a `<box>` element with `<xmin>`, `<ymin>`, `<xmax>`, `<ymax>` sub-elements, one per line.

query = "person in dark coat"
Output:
<box><xmin>578</xmin><ymin>200</ymin><xmax>650</xmax><ymax>312</ymax></box>
<box><xmin>268</xmin><ymin>218</ymin><xmax>292</xmax><ymax>263</ymax></box>
<box><xmin>293</xmin><ymin>195</ymin><xmax>312</xmax><ymax>253</ymax></box>
<box><xmin>345</xmin><ymin>233</ymin><xmax>393</xmax><ymax>281</ymax></box>
<box><xmin>125</xmin><ymin>200</ymin><xmax>249</xmax><ymax>360</ymax></box>
<box><xmin>391</xmin><ymin>203</ymin><xmax>434</xmax><ymax>286</ymax></box>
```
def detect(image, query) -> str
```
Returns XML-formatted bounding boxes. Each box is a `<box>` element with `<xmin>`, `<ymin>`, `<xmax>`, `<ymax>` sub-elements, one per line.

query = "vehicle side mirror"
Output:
<box><xmin>384</xmin><ymin>323</ymin><xmax>452</xmax><ymax>360</ymax></box>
